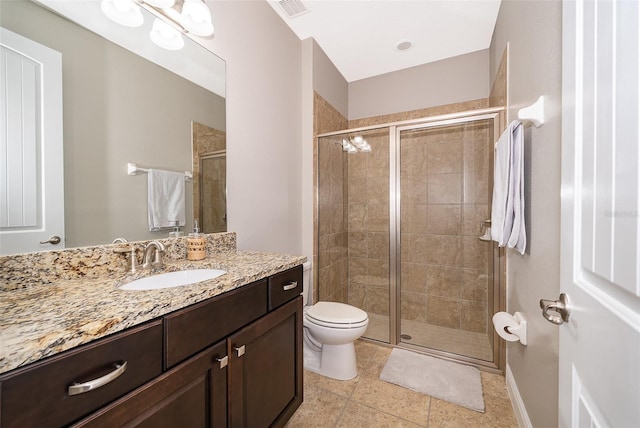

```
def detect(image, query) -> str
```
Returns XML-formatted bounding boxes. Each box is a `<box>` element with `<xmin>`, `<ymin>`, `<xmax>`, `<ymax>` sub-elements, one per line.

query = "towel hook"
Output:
<box><xmin>517</xmin><ymin>95</ymin><xmax>545</xmax><ymax>127</ymax></box>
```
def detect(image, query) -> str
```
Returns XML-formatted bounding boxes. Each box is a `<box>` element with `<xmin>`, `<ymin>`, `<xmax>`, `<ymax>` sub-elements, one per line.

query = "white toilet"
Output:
<box><xmin>301</xmin><ymin>261</ymin><xmax>369</xmax><ymax>380</ymax></box>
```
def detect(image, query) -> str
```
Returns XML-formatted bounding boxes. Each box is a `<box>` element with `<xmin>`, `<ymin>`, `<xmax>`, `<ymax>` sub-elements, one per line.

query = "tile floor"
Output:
<box><xmin>286</xmin><ymin>340</ymin><xmax>518</xmax><ymax>428</ymax></box>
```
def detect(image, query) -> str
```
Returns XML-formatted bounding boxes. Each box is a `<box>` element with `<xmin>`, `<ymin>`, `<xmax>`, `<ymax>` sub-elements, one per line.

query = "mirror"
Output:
<box><xmin>0</xmin><ymin>0</ymin><xmax>226</xmax><ymax>253</ymax></box>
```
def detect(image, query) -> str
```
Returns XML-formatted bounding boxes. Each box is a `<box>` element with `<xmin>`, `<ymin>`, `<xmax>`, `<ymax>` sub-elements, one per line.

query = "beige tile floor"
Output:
<box><xmin>286</xmin><ymin>340</ymin><xmax>518</xmax><ymax>428</ymax></box>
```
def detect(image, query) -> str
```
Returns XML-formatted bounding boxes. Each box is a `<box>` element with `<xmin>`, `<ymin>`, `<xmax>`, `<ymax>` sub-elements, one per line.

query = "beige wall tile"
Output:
<box><xmin>363</xmin><ymin>286</ymin><xmax>390</xmax><ymax>315</ymax></box>
<box><xmin>401</xmin><ymin>177</ymin><xmax>428</xmax><ymax>204</ymax></box>
<box><xmin>424</xmin><ymin>235</ymin><xmax>462</xmax><ymax>266</ymax></box>
<box><xmin>366</xmin><ymin>176</ymin><xmax>390</xmax><ymax>205</ymax></box>
<box><xmin>367</xmin><ymin>232</ymin><xmax>390</xmax><ymax>260</ymax></box>
<box><xmin>401</xmin><ymin>203</ymin><xmax>428</xmax><ymax>234</ymax></box>
<box><xmin>426</xmin><ymin>265</ymin><xmax>462</xmax><ymax>298</ymax></box>
<box><xmin>426</xmin><ymin>139</ymin><xmax>463</xmax><ymax>174</ymax></box>
<box><xmin>461</xmin><ymin>268</ymin><xmax>489</xmax><ymax>302</ymax></box>
<box><xmin>427</xmin><ymin>173</ymin><xmax>462</xmax><ymax>204</ymax></box>
<box><xmin>348</xmin><ymin>231</ymin><xmax>367</xmax><ymax>258</ymax></box>
<box><xmin>401</xmin><ymin>291</ymin><xmax>428</xmax><ymax>322</ymax></box>
<box><xmin>462</xmin><ymin>204</ymin><xmax>489</xmax><ymax>236</ymax></box>
<box><xmin>426</xmin><ymin>204</ymin><xmax>462</xmax><ymax>235</ymax></box>
<box><xmin>460</xmin><ymin>300</ymin><xmax>487</xmax><ymax>333</ymax></box>
<box><xmin>426</xmin><ymin>296</ymin><xmax>460</xmax><ymax>328</ymax></box>
<box><xmin>401</xmin><ymin>263</ymin><xmax>428</xmax><ymax>293</ymax></box>
<box><xmin>401</xmin><ymin>234</ymin><xmax>429</xmax><ymax>264</ymax></box>
<box><xmin>461</xmin><ymin>236</ymin><xmax>489</xmax><ymax>269</ymax></box>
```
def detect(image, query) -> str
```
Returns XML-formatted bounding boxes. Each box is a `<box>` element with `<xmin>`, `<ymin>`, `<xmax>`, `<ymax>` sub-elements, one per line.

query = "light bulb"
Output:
<box><xmin>181</xmin><ymin>0</ymin><xmax>214</xmax><ymax>36</ymax></box>
<box><xmin>101</xmin><ymin>0</ymin><xmax>144</xmax><ymax>27</ymax></box>
<box><xmin>150</xmin><ymin>18</ymin><xmax>184</xmax><ymax>50</ymax></box>
<box><xmin>144</xmin><ymin>0</ymin><xmax>175</xmax><ymax>8</ymax></box>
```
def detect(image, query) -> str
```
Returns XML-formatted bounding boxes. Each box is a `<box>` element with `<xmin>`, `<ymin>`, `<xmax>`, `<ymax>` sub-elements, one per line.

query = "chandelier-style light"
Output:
<box><xmin>101</xmin><ymin>0</ymin><xmax>214</xmax><ymax>50</ymax></box>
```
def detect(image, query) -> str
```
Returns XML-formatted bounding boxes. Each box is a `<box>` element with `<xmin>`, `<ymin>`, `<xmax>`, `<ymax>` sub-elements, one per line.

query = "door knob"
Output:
<box><xmin>39</xmin><ymin>235</ymin><xmax>61</xmax><ymax>245</ymax></box>
<box><xmin>539</xmin><ymin>293</ymin><xmax>570</xmax><ymax>325</ymax></box>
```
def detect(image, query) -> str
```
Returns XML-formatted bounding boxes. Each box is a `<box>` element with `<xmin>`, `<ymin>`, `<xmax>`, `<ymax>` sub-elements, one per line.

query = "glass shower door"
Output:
<box><xmin>396</xmin><ymin>118</ymin><xmax>495</xmax><ymax>361</ymax></box>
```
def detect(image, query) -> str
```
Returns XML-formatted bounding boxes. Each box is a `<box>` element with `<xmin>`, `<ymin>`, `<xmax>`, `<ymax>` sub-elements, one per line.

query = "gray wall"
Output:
<box><xmin>0</xmin><ymin>0</ymin><xmax>225</xmax><ymax>248</ymax></box>
<box><xmin>348</xmin><ymin>49</ymin><xmax>490</xmax><ymax>120</ymax></box>
<box><xmin>195</xmin><ymin>1</ymin><xmax>303</xmax><ymax>254</ymax></box>
<box><xmin>489</xmin><ymin>1</ymin><xmax>563</xmax><ymax>426</ymax></box>
<box><xmin>312</xmin><ymin>40</ymin><xmax>349</xmax><ymax>118</ymax></box>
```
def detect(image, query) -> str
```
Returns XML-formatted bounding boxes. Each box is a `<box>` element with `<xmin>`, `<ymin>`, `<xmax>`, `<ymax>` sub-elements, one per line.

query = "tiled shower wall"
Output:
<box><xmin>346</xmin><ymin>130</ymin><xmax>391</xmax><ymax>321</ymax></box>
<box><xmin>399</xmin><ymin>122</ymin><xmax>492</xmax><ymax>334</ymax></box>
<box><xmin>315</xmin><ymin>93</ymin><xmax>348</xmax><ymax>304</ymax></box>
<box><xmin>316</xmin><ymin>97</ymin><xmax>494</xmax><ymax>338</ymax></box>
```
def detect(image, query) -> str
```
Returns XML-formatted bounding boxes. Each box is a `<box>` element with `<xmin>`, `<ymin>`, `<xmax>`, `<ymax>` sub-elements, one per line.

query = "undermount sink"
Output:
<box><xmin>120</xmin><ymin>269</ymin><xmax>227</xmax><ymax>291</ymax></box>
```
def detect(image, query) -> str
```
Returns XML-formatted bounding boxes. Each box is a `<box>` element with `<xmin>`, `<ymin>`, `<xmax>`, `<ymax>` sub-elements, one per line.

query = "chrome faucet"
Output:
<box><xmin>142</xmin><ymin>241</ymin><xmax>166</xmax><ymax>271</ymax></box>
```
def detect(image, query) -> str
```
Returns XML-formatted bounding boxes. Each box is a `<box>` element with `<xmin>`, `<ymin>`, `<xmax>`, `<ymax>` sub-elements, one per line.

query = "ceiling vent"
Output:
<box><xmin>278</xmin><ymin>0</ymin><xmax>309</xmax><ymax>18</ymax></box>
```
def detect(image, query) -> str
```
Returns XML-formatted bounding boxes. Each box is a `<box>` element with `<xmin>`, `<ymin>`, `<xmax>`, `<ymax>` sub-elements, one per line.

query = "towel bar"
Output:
<box><xmin>127</xmin><ymin>162</ymin><xmax>192</xmax><ymax>181</ymax></box>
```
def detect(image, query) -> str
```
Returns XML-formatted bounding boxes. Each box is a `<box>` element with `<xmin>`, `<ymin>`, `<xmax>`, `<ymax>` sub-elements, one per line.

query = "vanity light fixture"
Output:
<box><xmin>100</xmin><ymin>0</ymin><xmax>214</xmax><ymax>50</ymax></box>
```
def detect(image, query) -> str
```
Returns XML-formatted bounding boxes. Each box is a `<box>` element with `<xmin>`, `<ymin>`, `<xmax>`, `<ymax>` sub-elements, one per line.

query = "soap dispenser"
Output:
<box><xmin>187</xmin><ymin>219</ymin><xmax>206</xmax><ymax>260</ymax></box>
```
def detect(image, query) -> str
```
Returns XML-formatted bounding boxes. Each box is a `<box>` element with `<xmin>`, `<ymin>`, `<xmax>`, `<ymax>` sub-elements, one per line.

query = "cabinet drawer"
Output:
<box><xmin>73</xmin><ymin>340</ymin><xmax>228</xmax><ymax>428</ymax></box>
<box><xmin>0</xmin><ymin>320</ymin><xmax>163</xmax><ymax>428</ymax></box>
<box><xmin>164</xmin><ymin>279</ymin><xmax>267</xmax><ymax>369</ymax></box>
<box><xmin>268</xmin><ymin>265</ymin><xmax>303</xmax><ymax>310</ymax></box>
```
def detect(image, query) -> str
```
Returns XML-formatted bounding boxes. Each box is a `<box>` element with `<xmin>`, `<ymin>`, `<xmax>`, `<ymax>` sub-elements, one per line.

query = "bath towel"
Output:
<box><xmin>491</xmin><ymin>120</ymin><xmax>526</xmax><ymax>254</ymax></box>
<box><xmin>147</xmin><ymin>169</ymin><xmax>185</xmax><ymax>231</ymax></box>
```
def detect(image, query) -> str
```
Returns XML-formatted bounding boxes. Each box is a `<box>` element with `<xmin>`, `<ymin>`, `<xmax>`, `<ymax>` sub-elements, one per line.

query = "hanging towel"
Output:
<box><xmin>491</xmin><ymin>120</ymin><xmax>526</xmax><ymax>254</ymax></box>
<box><xmin>147</xmin><ymin>169</ymin><xmax>186</xmax><ymax>231</ymax></box>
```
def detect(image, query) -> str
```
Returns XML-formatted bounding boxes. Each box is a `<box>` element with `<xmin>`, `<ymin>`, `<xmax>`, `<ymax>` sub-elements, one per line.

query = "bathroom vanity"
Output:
<box><xmin>0</xmin><ymin>234</ymin><xmax>305</xmax><ymax>427</ymax></box>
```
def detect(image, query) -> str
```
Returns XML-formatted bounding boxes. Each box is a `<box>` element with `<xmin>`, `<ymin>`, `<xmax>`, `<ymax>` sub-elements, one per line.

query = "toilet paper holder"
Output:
<box><xmin>492</xmin><ymin>311</ymin><xmax>527</xmax><ymax>345</ymax></box>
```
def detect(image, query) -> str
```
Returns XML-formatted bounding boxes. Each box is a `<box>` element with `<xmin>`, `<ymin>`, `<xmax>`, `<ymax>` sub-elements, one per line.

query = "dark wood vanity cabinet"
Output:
<box><xmin>0</xmin><ymin>265</ymin><xmax>303</xmax><ymax>428</ymax></box>
<box><xmin>229</xmin><ymin>296</ymin><xmax>303</xmax><ymax>427</ymax></box>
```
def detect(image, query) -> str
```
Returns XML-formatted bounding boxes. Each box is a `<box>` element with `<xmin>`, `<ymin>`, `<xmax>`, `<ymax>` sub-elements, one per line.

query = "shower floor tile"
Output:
<box><xmin>364</xmin><ymin>313</ymin><xmax>493</xmax><ymax>361</ymax></box>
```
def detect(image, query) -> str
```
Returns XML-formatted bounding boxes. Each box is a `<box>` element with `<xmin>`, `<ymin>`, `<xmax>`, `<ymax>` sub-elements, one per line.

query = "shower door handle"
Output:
<box><xmin>539</xmin><ymin>293</ymin><xmax>570</xmax><ymax>325</ymax></box>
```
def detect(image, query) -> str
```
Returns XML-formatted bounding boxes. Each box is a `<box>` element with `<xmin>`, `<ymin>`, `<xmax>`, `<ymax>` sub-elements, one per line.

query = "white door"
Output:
<box><xmin>560</xmin><ymin>0</ymin><xmax>640</xmax><ymax>427</ymax></box>
<box><xmin>0</xmin><ymin>27</ymin><xmax>64</xmax><ymax>255</ymax></box>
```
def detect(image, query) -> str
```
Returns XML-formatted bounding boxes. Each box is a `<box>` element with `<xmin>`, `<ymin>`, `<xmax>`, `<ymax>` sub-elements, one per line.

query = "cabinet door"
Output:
<box><xmin>228</xmin><ymin>296</ymin><xmax>303</xmax><ymax>428</ymax></box>
<box><xmin>73</xmin><ymin>341</ymin><xmax>228</xmax><ymax>428</ymax></box>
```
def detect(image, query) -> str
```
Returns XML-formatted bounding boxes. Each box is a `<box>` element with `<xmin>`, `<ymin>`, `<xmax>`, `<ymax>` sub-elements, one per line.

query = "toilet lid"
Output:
<box><xmin>306</xmin><ymin>302</ymin><xmax>368</xmax><ymax>325</ymax></box>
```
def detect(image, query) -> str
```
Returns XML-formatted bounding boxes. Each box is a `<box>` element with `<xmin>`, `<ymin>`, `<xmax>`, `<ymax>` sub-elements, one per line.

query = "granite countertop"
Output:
<box><xmin>0</xmin><ymin>250</ymin><xmax>306</xmax><ymax>375</ymax></box>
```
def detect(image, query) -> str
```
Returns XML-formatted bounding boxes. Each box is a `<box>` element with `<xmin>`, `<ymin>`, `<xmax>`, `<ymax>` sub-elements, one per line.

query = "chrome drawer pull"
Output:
<box><xmin>216</xmin><ymin>356</ymin><xmax>228</xmax><ymax>369</ymax></box>
<box><xmin>283</xmin><ymin>281</ymin><xmax>298</xmax><ymax>291</ymax></box>
<box><xmin>68</xmin><ymin>361</ymin><xmax>127</xmax><ymax>396</ymax></box>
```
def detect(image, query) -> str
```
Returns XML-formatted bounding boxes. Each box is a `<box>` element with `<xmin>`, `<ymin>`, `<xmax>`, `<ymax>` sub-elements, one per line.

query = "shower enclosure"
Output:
<box><xmin>316</xmin><ymin>108</ymin><xmax>503</xmax><ymax>369</ymax></box>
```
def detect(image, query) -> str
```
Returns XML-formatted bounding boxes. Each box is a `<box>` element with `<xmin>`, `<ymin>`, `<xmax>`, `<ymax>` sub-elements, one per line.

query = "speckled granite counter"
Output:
<box><xmin>0</xmin><ymin>233</ymin><xmax>305</xmax><ymax>375</ymax></box>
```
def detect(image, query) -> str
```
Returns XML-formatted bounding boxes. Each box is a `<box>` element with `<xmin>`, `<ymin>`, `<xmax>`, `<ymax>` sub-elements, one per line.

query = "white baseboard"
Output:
<box><xmin>506</xmin><ymin>364</ymin><xmax>533</xmax><ymax>428</ymax></box>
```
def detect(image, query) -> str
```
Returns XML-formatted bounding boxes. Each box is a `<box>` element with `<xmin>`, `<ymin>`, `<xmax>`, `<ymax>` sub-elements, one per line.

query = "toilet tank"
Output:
<box><xmin>302</xmin><ymin>261</ymin><xmax>312</xmax><ymax>306</ymax></box>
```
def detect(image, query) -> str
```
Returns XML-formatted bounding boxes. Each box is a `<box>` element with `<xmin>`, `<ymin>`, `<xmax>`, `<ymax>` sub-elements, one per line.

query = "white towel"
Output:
<box><xmin>491</xmin><ymin>120</ymin><xmax>526</xmax><ymax>254</ymax></box>
<box><xmin>147</xmin><ymin>169</ymin><xmax>185</xmax><ymax>231</ymax></box>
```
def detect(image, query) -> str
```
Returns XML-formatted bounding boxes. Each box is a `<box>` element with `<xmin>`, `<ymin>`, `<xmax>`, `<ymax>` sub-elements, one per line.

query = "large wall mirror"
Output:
<box><xmin>0</xmin><ymin>0</ymin><xmax>226</xmax><ymax>255</ymax></box>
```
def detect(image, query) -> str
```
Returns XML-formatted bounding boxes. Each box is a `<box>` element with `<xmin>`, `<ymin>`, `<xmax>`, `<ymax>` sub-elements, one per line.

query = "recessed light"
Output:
<box><xmin>396</xmin><ymin>40</ymin><xmax>413</xmax><ymax>51</ymax></box>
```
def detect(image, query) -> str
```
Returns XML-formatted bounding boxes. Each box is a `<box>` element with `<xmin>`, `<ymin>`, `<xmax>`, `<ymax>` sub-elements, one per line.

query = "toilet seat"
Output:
<box><xmin>305</xmin><ymin>302</ymin><xmax>368</xmax><ymax>329</ymax></box>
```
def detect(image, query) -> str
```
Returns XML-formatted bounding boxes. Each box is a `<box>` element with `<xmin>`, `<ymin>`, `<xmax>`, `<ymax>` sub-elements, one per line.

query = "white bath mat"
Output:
<box><xmin>379</xmin><ymin>348</ymin><xmax>485</xmax><ymax>413</ymax></box>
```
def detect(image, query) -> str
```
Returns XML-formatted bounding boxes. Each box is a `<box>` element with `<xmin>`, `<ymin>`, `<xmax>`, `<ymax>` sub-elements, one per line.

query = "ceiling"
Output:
<box><xmin>266</xmin><ymin>0</ymin><xmax>502</xmax><ymax>82</ymax></box>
